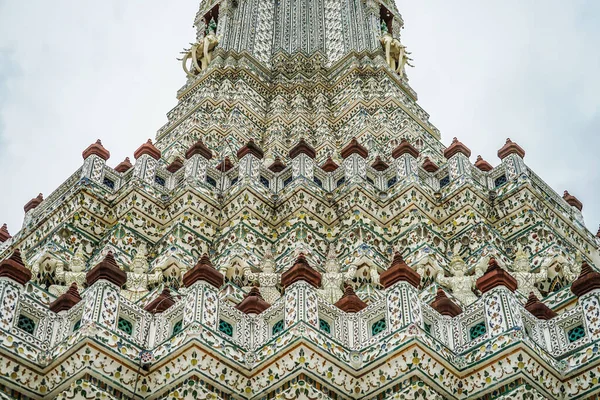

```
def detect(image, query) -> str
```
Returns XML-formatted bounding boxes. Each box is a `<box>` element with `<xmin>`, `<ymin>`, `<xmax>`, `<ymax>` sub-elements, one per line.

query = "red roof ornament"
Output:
<box><xmin>166</xmin><ymin>157</ymin><xmax>184</xmax><ymax>173</ymax></box>
<box><xmin>430</xmin><ymin>288</ymin><xmax>462</xmax><ymax>317</ymax></box>
<box><xmin>422</xmin><ymin>157</ymin><xmax>439</xmax><ymax>173</ymax></box>
<box><xmin>216</xmin><ymin>157</ymin><xmax>234</xmax><ymax>172</ymax></box>
<box><xmin>380</xmin><ymin>251</ymin><xmax>421</xmax><ymax>289</ymax></box>
<box><xmin>524</xmin><ymin>292</ymin><xmax>556</xmax><ymax>320</ymax></box>
<box><xmin>144</xmin><ymin>288</ymin><xmax>176</xmax><ymax>314</ymax></box>
<box><xmin>497</xmin><ymin>138</ymin><xmax>525</xmax><ymax>160</ymax></box>
<box><xmin>236</xmin><ymin>287</ymin><xmax>271</xmax><ymax>314</ymax></box>
<box><xmin>340</xmin><ymin>137</ymin><xmax>368</xmax><ymax>159</ymax></box>
<box><xmin>475</xmin><ymin>258</ymin><xmax>517</xmax><ymax>294</ymax></box>
<box><xmin>392</xmin><ymin>139</ymin><xmax>419</xmax><ymax>159</ymax></box>
<box><xmin>596</xmin><ymin>225</ymin><xmax>600</xmax><ymax>239</ymax></box>
<box><xmin>237</xmin><ymin>139</ymin><xmax>264</xmax><ymax>159</ymax></box>
<box><xmin>24</xmin><ymin>193</ymin><xmax>44</xmax><ymax>213</ymax></box>
<box><xmin>281</xmin><ymin>253</ymin><xmax>322</xmax><ymax>289</ymax></box>
<box><xmin>185</xmin><ymin>139</ymin><xmax>213</xmax><ymax>160</ymax></box>
<box><xmin>134</xmin><ymin>139</ymin><xmax>161</xmax><ymax>160</ymax></box>
<box><xmin>86</xmin><ymin>252</ymin><xmax>127</xmax><ymax>287</ymax></box>
<box><xmin>182</xmin><ymin>254</ymin><xmax>224</xmax><ymax>289</ymax></box>
<box><xmin>371</xmin><ymin>156</ymin><xmax>389</xmax><ymax>171</ymax></box>
<box><xmin>443</xmin><ymin>137</ymin><xmax>471</xmax><ymax>159</ymax></box>
<box><xmin>474</xmin><ymin>155</ymin><xmax>493</xmax><ymax>172</ymax></box>
<box><xmin>0</xmin><ymin>224</ymin><xmax>11</xmax><ymax>243</ymax></box>
<box><xmin>268</xmin><ymin>157</ymin><xmax>287</xmax><ymax>173</ymax></box>
<box><xmin>563</xmin><ymin>191</ymin><xmax>583</xmax><ymax>211</ymax></box>
<box><xmin>289</xmin><ymin>138</ymin><xmax>316</xmax><ymax>159</ymax></box>
<box><xmin>334</xmin><ymin>285</ymin><xmax>368</xmax><ymax>312</ymax></box>
<box><xmin>115</xmin><ymin>157</ymin><xmax>133</xmax><ymax>173</ymax></box>
<box><xmin>320</xmin><ymin>157</ymin><xmax>339</xmax><ymax>172</ymax></box>
<box><xmin>0</xmin><ymin>249</ymin><xmax>32</xmax><ymax>286</ymax></box>
<box><xmin>49</xmin><ymin>283</ymin><xmax>82</xmax><ymax>313</ymax></box>
<box><xmin>571</xmin><ymin>262</ymin><xmax>600</xmax><ymax>297</ymax></box>
<box><xmin>82</xmin><ymin>139</ymin><xmax>110</xmax><ymax>161</ymax></box>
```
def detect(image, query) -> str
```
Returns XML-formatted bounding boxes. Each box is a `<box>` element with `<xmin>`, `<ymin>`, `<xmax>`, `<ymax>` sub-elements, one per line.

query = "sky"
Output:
<box><xmin>0</xmin><ymin>0</ymin><xmax>598</xmax><ymax>237</ymax></box>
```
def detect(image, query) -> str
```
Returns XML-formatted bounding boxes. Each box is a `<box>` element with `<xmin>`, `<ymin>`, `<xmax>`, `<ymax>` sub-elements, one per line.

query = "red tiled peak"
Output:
<box><xmin>0</xmin><ymin>224</ymin><xmax>11</xmax><ymax>243</ymax></box>
<box><xmin>216</xmin><ymin>157</ymin><xmax>234</xmax><ymax>172</ymax></box>
<box><xmin>185</xmin><ymin>138</ymin><xmax>213</xmax><ymax>160</ymax></box>
<box><xmin>371</xmin><ymin>156</ymin><xmax>389</xmax><ymax>171</ymax></box>
<box><xmin>82</xmin><ymin>139</ymin><xmax>110</xmax><ymax>161</ymax></box>
<box><xmin>497</xmin><ymin>138</ymin><xmax>525</xmax><ymax>160</ymax></box>
<box><xmin>474</xmin><ymin>155</ymin><xmax>493</xmax><ymax>172</ymax></box>
<box><xmin>430</xmin><ymin>288</ymin><xmax>462</xmax><ymax>317</ymax></box>
<box><xmin>321</xmin><ymin>157</ymin><xmax>339</xmax><ymax>172</ymax></box>
<box><xmin>115</xmin><ymin>157</ymin><xmax>133</xmax><ymax>173</ymax></box>
<box><xmin>443</xmin><ymin>137</ymin><xmax>471</xmax><ymax>159</ymax></box>
<box><xmin>236</xmin><ymin>287</ymin><xmax>271</xmax><ymax>314</ymax></box>
<box><xmin>134</xmin><ymin>139</ymin><xmax>161</xmax><ymax>160</ymax></box>
<box><xmin>334</xmin><ymin>285</ymin><xmax>368</xmax><ymax>313</ymax></box>
<box><xmin>281</xmin><ymin>253</ymin><xmax>322</xmax><ymax>289</ymax></box>
<box><xmin>571</xmin><ymin>262</ymin><xmax>600</xmax><ymax>297</ymax></box>
<box><xmin>24</xmin><ymin>193</ymin><xmax>44</xmax><ymax>213</ymax></box>
<box><xmin>0</xmin><ymin>249</ymin><xmax>32</xmax><ymax>286</ymax></box>
<box><xmin>380</xmin><ymin>251</ymin><xmax>421</xmax><ymax>289</ymax></box>
<box><xmin>50</xmin><ymin>283</ymin><xmax>82</xmax><ymax>313</ymax></box>
<box><xmin>237</xmin><ymin>139</ymin><xmax>264</xmax><ymax>159</ymax></box>
<box><xmin>340</xmin><ymin>137</ymin><xmax>368</xmax><ymax>159</ymax></box>
<box><xmin>563</xmin><ymin>191</ymin><xmax>583</xmax><ymax>211</ymax></box>
<box><xmin>268</xmin><ymin>157</ymin><xmax>287</xmax><ymax>173</ymax></box>
<box><xmin>289</xmin><ymin>138</ymin><xmax>316</xmax><ymax>159</ymax></box>
<box><xmin>183</xmin><ymin>253</ymin><xmax>224</xmax><ymax>289</ymax></box>
<box><xmin>422</xmin><ymin>157</ymin><xmax>439</xmax><ymax>173</ymax></box>
<box><xmin>144</xmin><ymin>288</ymin><xmax>176</xmax><ymax>314</ymax></box>
<box><xmin>596</xmin><ymin>225</ymin><xmax>600</xmax><ymax>239</ymax></box>
<box><xmin>524</xmin><ymin>292</ymin><xmax>556</xmax><ymax>320</ymax></box>
<box><xmin>166</xmin><ymin>157</ymin><xmax>184</xmax><ymax>173</ymax></box>
<box><xmin>86</xmin><ymin>252</ymin><xmax>127</xmax><ymax>287</ymax></box>
<box><xmin>392</xmin><ymin>139</ymin><xmax>419</xmax><ymax>159</ymax></box>
<box><xmin>476</xmin><ymin>258</ymin><xmax>518</xmax><ymax>294</ymax></box>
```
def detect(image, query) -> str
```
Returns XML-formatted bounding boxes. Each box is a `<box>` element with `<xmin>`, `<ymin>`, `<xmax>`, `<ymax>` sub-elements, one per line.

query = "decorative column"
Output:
<box><xmin>422</xmin><ymin>157</ymin><xmax>440</xmax><ymax>190</ymax></box>
<box><xmin>288</xmin><ymin>138</ymin><xmax>316</xmax><ymax>180</ymax></box>
<box><xmin>563</xmin><ymin>191</ymin><xmax>585</xmax><ymax>225</ymax></box>
<box><xmin>281</xmin><ymin>254</ymin><xmax>322</xmax><ymax>329</ymax></box>
<box><xmin>371</xmin><ymin>156</ymin><xmax>389</xmax><ymax>191</ymax></box>
<box><xmin>0</xmin><ymin>250</ymin><xmax>32</xmax><ymax>332</ymax></box>
<box><xmin>133</xmin><ymin>139</ymin><xmax>162</xmax><ymax>184</ymax></box>
<box><xmin>430</xmin><ymin>288</ymin><xmax>462</xmax><ymax>349</ymax></box>
<box><xmin>184</xmin><ymin>139</ymin><xmax>213</xmax><ymax>183</ymax></box>
<box><xmin>571</xmin><ymin>263</ymin><xmax>600</xmax><ymax>341</ymax></box>
<box><xmin>334</xmin><ymin>286</ymin><xmax>367</xmax><ymax>348</ymax></box>
<box><xmin>380</xmin><ymin>252</ymin><xmax>422</xmax><ymax>331</ymax></box>
<box><xmin>340</xmin><ymin>138</ymin><xmax>368</xmax><ymax>183</ymax></box>
<box><xmin>443</xmin><ymin>137</ymin><xmax>472</xmax><ymax>184</ymax></box>
<box><xmin>182</xmin><ymin>254</ymin><xmax>224</xmax><ymax>331</ymax></box>
<box><xmin>237</xmin><ymin>139</ymin><xmax>264</xmax><ymax>184</ymax></box>
<box><xmin>475</xmin><ymin>259</ymin><xmax>522</xmax><ymax>339</ymax></box>
<box><xmin>0</xmin><ymin>224</ymin><xmax>11</xmax><ymax>252</ymax></box>
<box><xmin>83</xmin><ymin>253</ymin><xmax>127</xmax><ymax>331</ymax></box>
<box><xmin>497</xmin><ymin>138</ymin><xmax>527</xmax><ymax>180</ymax></box>
<box><xmin>23</xmin><ymin>193</ymin><xmax>43</xmax><ymax>227</ymax></box>
<box><xmin>81</xmin><ymin>140</ymin><xmax>110</xmax><ymax>184</ymax></box>
<box><xmin>392</xmin><ymin>139</ymin><xmax>419</xmax><ymax>184</ymax></box>
<box><xmin>524</xmin><ymin>292</ymin><xmax>556</xmax><ymax>351</ymax></box>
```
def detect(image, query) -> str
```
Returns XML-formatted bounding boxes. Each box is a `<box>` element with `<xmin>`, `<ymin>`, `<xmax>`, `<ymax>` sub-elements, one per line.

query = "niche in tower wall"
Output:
<box><xmin>202</xmin><ymin>5</ymin><xmax>219</xmax><ymax>34</ymax></box>
<box><xmin>380</xmin><ymin>5</ymin><xmax>394</xmax><ymax>35</ymax></box>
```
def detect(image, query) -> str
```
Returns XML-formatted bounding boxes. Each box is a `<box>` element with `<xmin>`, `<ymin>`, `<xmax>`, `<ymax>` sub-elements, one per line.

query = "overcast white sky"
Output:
<box><xmin>0</xmin><ymin>1</ymin><xmax>598</xmax><ymax>237</ymax></box>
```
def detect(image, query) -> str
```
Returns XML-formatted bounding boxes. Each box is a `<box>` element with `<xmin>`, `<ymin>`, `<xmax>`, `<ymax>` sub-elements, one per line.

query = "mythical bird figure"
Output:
<box><xmin>436</xmin><ymin>256</ymin><xmax>486</xmax><ymax>306</ymax></box>
<box><xmin>318</xmin><ymin>244</ymin><xmax>358</xmax><ymax>304</ymax></box>
<box><xmin>244</xmin><ymin>247</ymin><xmax>281</xmax><ymax>304</ymax></box>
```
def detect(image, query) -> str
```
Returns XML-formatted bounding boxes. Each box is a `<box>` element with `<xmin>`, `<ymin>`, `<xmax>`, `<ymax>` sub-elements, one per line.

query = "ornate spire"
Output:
<box><xmin>340</xmin><ymin>138</ymin><xmax>368</xmax><ymax>159</ymax></box>
<box><xmin>281</xmin><ymin>253</ymin><xmax>322</xmax><ymax>289</ymax></box>
<box><xmin>475</xmin><ymin>258</ymin><xmax>517</xmax><ymax>294</ymax></box>
<box><xmin>391</xmin><ymin>139</ymin><xmax>419</xmax><ymax>159</ymax></box>
<box><xmin>183</xmin><ymin>254</ymin><xmax>224</xmax><ymax>288</ymax></box>
<box><xmin>134</xmin><ymin>139</ymin><xmax>161</xmax><ymax>160</ymax></box>
<box><xmin>334</xmin><ymin>285</ymin><xmax>367</xmax><ymax>312</ymax></box>
<box><xmin>422</xmin><ymin>157</ymin><xmax>439</xmax><ymax>172</ymax></box>
<box><xmin>320</xmin><ymin>157</ymin><xmax>339</xmax><ymax>172</ymax></box>
<box><xmin>82</xmin><ymin>139</ymin><xmax>110</xmax><ymax>161</ymax></box>
<box><xmin>115</xmin><ymin>157</ymin><xmax>133</xmax><ymax>173</ymax></box>
<box><xmin>497</xmin><ymin>138</ymin><xmax>525</xmax><ymax>159</ymax></box>
<box><xmin>166</xmin><ymin>157</ymin><xmax>185</xmax><ymax>173</ymax></box>
<box><xmin>144</xmin><ymin>288</ymin><xmax>176</xmax><ymax>314</ymax></box>
<box><xmin>443</xmin><ymin>137</ymin><xmax>471</xmax><ymax>159</ymax></box>
<box><xmin>474</xmin><ymin>155</ymin><xmax>493</xmax><ymax>172</ymax></box>
<box><xmin>237</xmin><ymin>139</ymin><xmax>264</xmax><ymax>159</ymax></box>
<box><xmin>0</xmin><ymin>224</ymin><xmax>11</xmax><ymax>243</ymax></box>
<box><xmin>268</xmin><ymin>157</ymin><xmax>287</xmax><ymax>173</ymax></box>
<box><xmin>563</xmin><ymin>191</ymin><xmax>583</xmax><ymax>211</ymax></box>
<box><xmin>571</xmin><ymin>262</ymin><xmax>600</xmax><ymax>297</ymax></box>
<box><xmin>289</xmin><ymin>138</ymin><xmax>316</xmax><ymax>159</ymax></box>
<box><xmin>50</xmin><ymin>283</ymin><xmax>82</xmax><ymax>313</ymax></box>
<box><xmin>430</xmin><ymin>288</ymin><xmax>462</xmax><ymax>317</ymax></box>
<box><xmin>524</xmin><ymin>292</ymin><xmax>556</xmax><ymax>320</ymax></box>
<box><xmin>236</xmin><ymin>287</ymin><xmax>271</xmax><ymax>314</ymax></box>
<box><xmin>371</xmin><ymin>156</ymin><xmax>389</xmax><ymax>171</ymax></box>
<box><xmin>216</xmin><ymin>156</ymin><xmax>234</xmax><ymax>172</ymax></box>
<box><xmin>86</xmin><ymin>252</ymin><xmax>127</xmax><ymax>287</ymax></box>
<box><xmin>24</xmin><ymin>193</ymin><xmax>43</xmax><ymax>213</ymax></box>
<box><xmin>0</xmin><ymin>249</ymin><xmax>32</xmax><ymax>286</ymax></box>
<box><xmin>186</xmin><ymin>138</ymin><xmax>213</xmax><ymax>160</ymax></box>
<box><xmin>380</xmin><ymin>251</ymin><xmax>420</xmax><ymax>289</ymax></box>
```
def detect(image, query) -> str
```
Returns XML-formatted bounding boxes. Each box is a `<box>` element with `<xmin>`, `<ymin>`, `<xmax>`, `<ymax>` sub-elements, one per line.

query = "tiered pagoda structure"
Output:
<box><xmin>1</xmin><ymin>1</ymin><xmax>599</xmax><ymax>399</ymax></box>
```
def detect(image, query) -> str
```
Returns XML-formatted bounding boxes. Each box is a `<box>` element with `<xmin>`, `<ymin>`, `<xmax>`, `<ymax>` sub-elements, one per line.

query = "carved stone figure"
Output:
<box><xmin>436</xmin><ymin>256</ymin><xmax>486</xmax><ymax>306</ymax></box>
<box><xmin>511</xmin><ymin>246</ymin><xmax>547</xmax><ymax>299</ymax></box>
<box><xmin>379</xmin><ymin>33</ymin><xmax>413</xmax><ymax>78</ymax></box>
<box><xmin>122</xmin><ymin>243</ymin><xmax>162</xmax><ymax>302</ymax></box>
<box><xmin>244</xmin><ymin>247</ymin><xmax>281</xmax><ymax>304</ymax></box>
<box><xmin>181</xmin><ymin>18</ymin><xmax>219</xmax><ymax>76</ymax></box>
<box><xmin>318</xmin><ymin>244</ymin><xmax>357</xmax><ymax>304</ymax></box>
<box><xmin>49</xmin><ymin>245</ymin><xmax>86</xmax><ymax>296</ymax></box>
